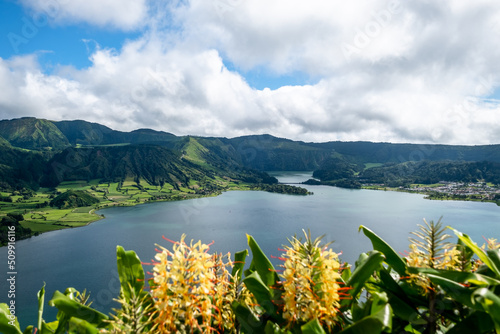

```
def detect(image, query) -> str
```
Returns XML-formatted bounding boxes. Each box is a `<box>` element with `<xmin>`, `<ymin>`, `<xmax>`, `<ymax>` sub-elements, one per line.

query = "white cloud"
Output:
<box><xmin>3</xmin><ymin>1</ymin><xmax>500</xmax><ymax>144</ymax></box>
<box><xmin>20</xmin><ymin>0</ymin><xmax>148</xmax><ymax>30</ymax></box>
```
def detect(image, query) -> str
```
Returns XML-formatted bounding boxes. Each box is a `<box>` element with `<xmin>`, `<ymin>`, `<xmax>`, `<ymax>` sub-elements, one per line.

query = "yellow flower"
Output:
<box><xmin>484</xmin><ymin>238</ymin><xmax>500</xmax><ymax>250</ymax></box>
<box><xmin>437</xmin><ymin>247</ymin><xmax>460</xmax><ymax>270</ymax></box>
<box><xmin>151</xmin><ymin>235</ymin><xmax>236</xmax><ymax>333</ymax></box>
<box><xmin>405</xmin><ymin>220</ymin><xmax>461</xmax><ymax>293</ymax></box>
<box><xmin>280</xmin><ymin>232</ymin><xmax>343</xmax><ymax>331</ymax></box>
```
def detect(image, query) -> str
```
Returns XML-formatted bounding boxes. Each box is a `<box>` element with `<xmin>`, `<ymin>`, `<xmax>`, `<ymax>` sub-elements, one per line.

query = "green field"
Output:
<box><xmin>1</xmin><ymin>175</ymin><xmax>307</xmax><ymax>242</ymax></box>
<box><xmin>0</xmin><ymin>177</ymin><xmax>254</xmax><ymax>236</ymax></box>
<box><xmin>410</xmin><ymin>183</ymin><xmax>445</xmax><ymax>188</ymax></box>
<box><xmin>364</xmin><ymin>162</ymin><xmax>383</xmax><ymax>169</ymax></box>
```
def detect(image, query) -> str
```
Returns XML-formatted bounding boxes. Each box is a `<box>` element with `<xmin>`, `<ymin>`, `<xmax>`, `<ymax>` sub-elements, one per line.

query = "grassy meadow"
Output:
<box><xmin>0</xmin><ymin>176</ymin><xmax>252</xmax><ymax>234</ymax></box>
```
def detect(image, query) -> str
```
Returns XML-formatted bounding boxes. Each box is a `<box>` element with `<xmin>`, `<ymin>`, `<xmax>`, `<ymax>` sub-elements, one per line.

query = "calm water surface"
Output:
<box><xmin>2</xmin><ymin>171</ymin><xmax>500</xmax><ymax>328</ymax></box>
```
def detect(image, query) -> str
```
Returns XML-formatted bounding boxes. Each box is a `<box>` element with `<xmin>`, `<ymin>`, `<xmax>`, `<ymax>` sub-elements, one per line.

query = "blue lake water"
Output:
<box><xmin>1</xmin><ymin>171</ymin><xmax>500</xmax><ymax>328</ymax></box>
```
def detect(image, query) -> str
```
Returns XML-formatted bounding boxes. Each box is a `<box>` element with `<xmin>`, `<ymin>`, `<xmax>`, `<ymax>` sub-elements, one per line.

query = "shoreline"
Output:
<box><xmin>361</xmin><ymin>186</ymin><xmax>500</xmax><ymax>206</ymax></box>
<box><xmin>1</xmin><ymin>191</ymin><xmax>227</xmax><ymax>248</ymax></box>
<box><xmin>5</xmin><ymin>180</ymin><xmax>498</xmax><ymax>247</ymax></box>
<box><xmin>1</xmin><ymin>183</ymin><xmax>311</xmax><ymax>247</ymax></box>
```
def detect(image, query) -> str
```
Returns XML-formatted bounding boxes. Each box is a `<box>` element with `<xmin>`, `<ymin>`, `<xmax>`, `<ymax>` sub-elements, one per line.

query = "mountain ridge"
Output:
<box><xmin>2</xmin><ymin>117</ymin><xmax>500</xmax><ymax>190</ymax></box>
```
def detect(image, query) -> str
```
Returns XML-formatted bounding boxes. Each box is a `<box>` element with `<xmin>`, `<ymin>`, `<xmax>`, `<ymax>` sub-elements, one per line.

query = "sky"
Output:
<box><xmin>1</xmin><ymin>0</ymin><xmax>500</xmax><ymax>144</ymax></box>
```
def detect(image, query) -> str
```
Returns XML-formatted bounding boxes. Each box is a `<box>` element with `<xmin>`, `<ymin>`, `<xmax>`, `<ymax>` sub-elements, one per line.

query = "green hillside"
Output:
<box><xmin>54</xmin><ymin>120</ymin><xmax>177</xmax><ymax>146</ymax></box>
<box><xmin>0</xmin><ymin>135</ymin><xmax>10</xmax><ymax>147</ymax></box>
<box><xmin>49</xmin><ymin>190</ymin><xmax>100</xmax><ymax>209</ymax></box>
<box><xmin>359</xmin><ymin>160</ymin><xmax>500</xmax><ymax>186</ymax></box>
<box><xmin>224</xmin><ymin>134</ymin><xmax>332</xmax><ymax>170</ymax></box>
<box><xmin>0</xmin><ymin>145</ymin><xmax>47</xmax><ymax>189</ymax></box>
<box><xmin>311</xmin><ymin>141</ymin><xmax>500</xmax><ymax>164</ymax></box>
<box><xmin>181</xmin><ymin>137</ymin><xmax>241</xmax><ymax>171</ymax></box>
<box><xmin>0</xmin><ymin>117</ymin><xmax>69</xmax><ymax>150</ymax></box>
<box><xmin>3</xmin><ymin>116</ymin><xmax>500</xmax><ymax>167</ymax></box>
<box><xmin>43</xmin><ymin>145</ymin><xmax>197</xmax><ymax>187</ymax></box>
<box><xmin>53</xmin><ymin>120</ymin><xmax>118</xmax><ymax>146</ymax></box>
<box><xmin>2</xmin><ymin>117</ymin><xmax>500</xmax><ymax>193</ymax></box>
<box><xmin>40</xmin><ymin>144</ymin><xmax>277</xmax><ymax>188</ymax></box>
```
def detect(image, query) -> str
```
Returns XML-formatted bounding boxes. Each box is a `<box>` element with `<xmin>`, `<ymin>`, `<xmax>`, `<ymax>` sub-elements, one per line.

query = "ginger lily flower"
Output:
<box><xmin>280</xmin><ymin>230</ymin><xmax>344</xmax><ymax>331</ymax></box>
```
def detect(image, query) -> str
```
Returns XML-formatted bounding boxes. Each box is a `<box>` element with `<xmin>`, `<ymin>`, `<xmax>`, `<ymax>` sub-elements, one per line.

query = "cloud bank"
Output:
<box><xmin>20</xmin><ymin>0</ymin><xmax>148</xmax><ymax>30</ymax></box>
<box><xmin>2</xmin><ymin>0</ymin><xmax>500</xmax><ymax>144</ymax></box>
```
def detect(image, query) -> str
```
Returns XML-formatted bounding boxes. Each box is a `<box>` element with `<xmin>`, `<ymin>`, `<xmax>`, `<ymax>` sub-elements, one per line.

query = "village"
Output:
<box><xmin>404</xmin><ymin>181</ymin><xmax>500</xmax><ymax>201</ymax></box>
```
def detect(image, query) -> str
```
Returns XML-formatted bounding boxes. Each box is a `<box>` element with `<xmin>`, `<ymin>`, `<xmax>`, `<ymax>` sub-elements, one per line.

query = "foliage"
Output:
<box><xmin>49</xmin><ymin>190</ymin><xmax>100</xmax><ymax>209</ymax></box>
<box><xmin>4</xmin><ymin>118</ymin><xmax>500</xmax><ymax>193</ymax></box>
<box><xmin>0</xmin><ymin>213</ymin><xmax>32</xmax><ymax>246</ymax></box>
<box><xmin>0</xmin><ymin>145</ymin><xmax>47</xmax><ymax>189</ymax></box>
<box><xmin>251</xmin><ymin>183</ymin><xmax>311</xmax><ymax>195</ymax></box>
<box><xmin>313</xmin><ymin>157</ymin><xmax>362</xmax><ymax>182</ymax></box>
<box><xmin>360</xmin><ymin>160</ymin><xmax>500</xmax><ymax>186</ymax></box>
<box><xmin>307</xmin><ymin>179</ymin><xmax>362</xmax><ymax>189</ymax></box>
<box><xmin>3</xmin><ymin>221</ymin><xmax>500</xmax><ymax>333</ymax></box>
<box><xmin>0</xmin><ymin>117</ymin><xmax>69</xmax><ymax>150</ymax></box>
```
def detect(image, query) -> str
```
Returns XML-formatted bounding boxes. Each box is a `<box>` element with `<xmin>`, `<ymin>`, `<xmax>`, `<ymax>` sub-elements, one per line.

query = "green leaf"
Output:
<box><xmin>472</xmin><ymin>288</ymin><xmax>500</xmax><ymax>333</ymax></box>
<box><xmin>67</xmin><ymin>318</ymin><xmax>99</xmax><ymax>334</ymax></box>
<box><xmin>23</xmin><ymin>326</ymin><xmax>34</xmax><ymax>334</ymax></box>
<box><xmin>456</xmin><ymin>238</ymin><xmax>475</xmax><ymax>272</ymax></box>
<box><xmin>116</xmin><ymin>245</ymin><xmax>145</xmax><ymax>300</ymax></box>
<box><xmin>53</xmin><ymin>312</ymin><xmax>70</xmax><ymax>334</ymax></box>
<box><xmin>243</xmin><ymin>271</ymin><xmax>275</xmax><ymax>314</ymax></box>
<box><xmin>425</xmin><ymin>274</ymin><xmax>481</xmax><ymax>311</ymax></box>
<box><xmin>264</xmin><ymin>320</ymin><xmax>282</xmax><ymax>334</ymax></box>
<box><xmin>450</xmin><ymin>228</ymin><xmax>500</xmax><ymax>277</ymax></box>
<box><xmin>345</xmin><ymin>251</ymin><xmax>385</xmax><ymax>301</ymax></box>
<box><xmin>40</xmin><ymin>320</ymin><xmax>56</xmax><ymax>334</ymax></box>
<box><xmin>232</xmin><ymin>249</ymin><xmax>248</xmax><ymax>283</ymax></box>
<box><xmin>338</xmin><ymin>303</ymin><xmax>393</xmax><ymax>334</ymax></box>
<box><xmin>37</xmin><ymin>283</ymin><xmax>45</xmax><ymax>331</ymax></box>
<box><xmin>0</xmin><ymin>304</ymin><xmax>22</xmax><ymax>334</ymax></box>
<box><xmin>301</xmin><ymin>318</ymin><xmax>327</xmax><ymax>334</ymax></box>
<box><xmin>53</xmin><ymin>288</ymin><xmax>87</xmax><ymax>334</ymax></box>
<box><xmin>232</xmin><ymin>301</ymin><xmax>266</xmax><ymax>334</ymax></box>
<box><xmin>408</xmin><ymin>267</ymin><xmax>500</xmax><ymax>286</ymax></box>
<box><xmin>446</xmin><ymin>311</ymin><xmax>494</xmax><ymax>334</ymax></box>
<box><xmin>359</xmin><ymin>225</ymin><xmax>407</xmax><ymax>276</ymax></box>
<box><xmin>246</xmin><ymin>234</ymin><xmax>279</xmax><ymax>287</ymax></box>
<box><xmin>341</xmin><ymin>265</ymin><xmax>352</xmax><ymax>283</ymax></box>
<box><xmin>350</xmin><ymin>292</ymin><xmax>389</xmax><ymax>323</ymax></box>
<box><xmin>370</xmin><ymin>292</ymin><xmax>389</xmax><ymax>314</ymax></box>
<box><xmin>377</xmin><ymin>270</ymin><xmax>425</xmax><ymax>324</ymax></box>
<box><xmin>487</xmin><ymin>249</ymin><xmax>500</xmax><ymax>276</ymax></box>
<box><xmin>48</xmin><ymin>290</ymin><xmax>108</xmax><ymax>327</ymax></box>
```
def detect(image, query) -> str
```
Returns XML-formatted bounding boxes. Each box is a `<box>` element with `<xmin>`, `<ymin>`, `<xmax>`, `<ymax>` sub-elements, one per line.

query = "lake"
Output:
<box><xmin>2</xmin><ymin>171</ymin><xmax>500</xmax><ymax>328</ymax></box>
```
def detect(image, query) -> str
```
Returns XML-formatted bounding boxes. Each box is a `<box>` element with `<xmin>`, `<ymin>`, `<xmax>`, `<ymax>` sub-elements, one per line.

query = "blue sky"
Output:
<box><xmin>0</xmin><ymin>0</ymin><xmax>307</xmax><ymax>89</ymax></box>
<box><xmin>1</xmin><ymin>0</ymin><xmax>141</xmax><ymax>71</ymax></box>
<box><xmin>1</xmin><ymin>0</ymin><xmax>500</xmax><ymax>144</ymax></box>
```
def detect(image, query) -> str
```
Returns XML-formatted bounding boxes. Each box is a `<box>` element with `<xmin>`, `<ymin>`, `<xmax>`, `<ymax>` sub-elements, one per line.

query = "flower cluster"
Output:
<box><xmin>280</xmin><ymin>233</ymin><xmax>344</xmax><ymax>331</ymax></box>
<box><xmin>151</xmin><ymin>235</ymin><xmax>236</xmax><ymax>333</ymax></box>
<box><xmin>484</xmin><ymin>238</ymin><xmax>500</xmax><ymax>250</ymax></box>
<box><xmin>405</xmin><ymin>243</ymin><xmax>461</xmax><ymax>292</ymax></box>
<box><xmin>405</xmin><ymin>219</ymin><xmax>463</xmax><ymax>292</ymax></box>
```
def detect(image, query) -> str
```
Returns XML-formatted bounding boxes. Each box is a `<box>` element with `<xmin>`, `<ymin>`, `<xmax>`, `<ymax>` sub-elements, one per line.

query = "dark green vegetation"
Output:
<box><xmin>4</xmin><ymin>117</ymin><xmax>500</xmax><ymax>189</ymax></box>
<box><xmin>0</xmin><ymin>118</ymin><xmax>69</xmax><ymax>150</ymax></box>
<box><xmin>49</xmin><ymin>190</ymin><xmax>100</xmax><ymax>209</ymax></box>
<box><xmin>0</xmin><ymin>118</ymin><xmax>318</xmax><ymax>244</ymax></box>
<box><xmin>4</xmin><ymin>222</ymin><xmax>500</xmax><ymax>333</ymax></box>
<box><xmin>2</xmin><ymin>116</ymin><xmax>500</xmax><ymax>243</ymax></box>
<box><xmin>359</xmin><ymin>160</ymin><xmax>500</xmax><ymax>186</ymax></box>
<box><xmin>0</xmin><ymin>212</ymin><xmax>32</xmax><ymax>246</ymax></box>
<box><xmin>250</xmin><ymin>183</ymin><xmax>312</xmax><ymax>195</ymax></box>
